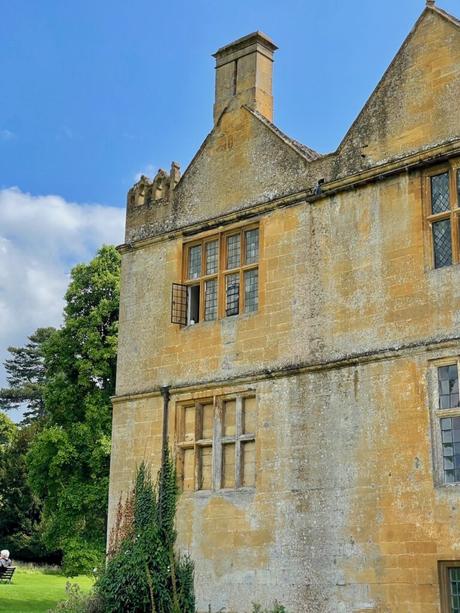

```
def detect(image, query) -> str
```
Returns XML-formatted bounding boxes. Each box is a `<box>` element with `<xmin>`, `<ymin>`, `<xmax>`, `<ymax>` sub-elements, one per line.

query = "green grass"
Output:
<box><xmin>0</xmin><ymin>565</ymin><xmax>94</xmax><ymax>612</ymax></box>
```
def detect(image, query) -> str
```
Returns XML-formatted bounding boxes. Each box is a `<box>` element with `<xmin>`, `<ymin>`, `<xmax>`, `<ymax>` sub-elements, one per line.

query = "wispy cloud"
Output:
<box><xmin>0</xmin><ymin>129</ymin><xmax>15</xmax><ymax>141</ymax></box>
<box><xmin>56</xmin><ymin>125</ymin><xmax>74</xmax><ymax>141</ymax></box>
<box><xmin>134</xmin><ymin>163</ymin><xmax>158</xmax><ymax>182</ymax></box>
<box><xmin>0</xmin><ymin>187</ymin><xmax>125</xmax><ymax>395</ymax></box>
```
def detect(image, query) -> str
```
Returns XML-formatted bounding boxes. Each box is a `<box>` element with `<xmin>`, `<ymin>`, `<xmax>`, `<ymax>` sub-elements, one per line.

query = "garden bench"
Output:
<box><xmin>0</xmin><ymin>566</ymin><xmax>16</xmax><ymax>583</ymax></box>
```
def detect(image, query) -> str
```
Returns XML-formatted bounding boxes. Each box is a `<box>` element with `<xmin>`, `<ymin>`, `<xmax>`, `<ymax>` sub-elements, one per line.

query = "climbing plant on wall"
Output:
<box><xmin>96</xmin><ymin>453</ymin><xmax>195</xmax><ymax>613</ymax></box>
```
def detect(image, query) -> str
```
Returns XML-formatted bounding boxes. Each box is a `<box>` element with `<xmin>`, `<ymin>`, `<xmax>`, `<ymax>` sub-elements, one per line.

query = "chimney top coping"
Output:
<box><xmin>213</xmin><ymin>31</ymin><xmax>278</xmax><ymax>60</ymax></box>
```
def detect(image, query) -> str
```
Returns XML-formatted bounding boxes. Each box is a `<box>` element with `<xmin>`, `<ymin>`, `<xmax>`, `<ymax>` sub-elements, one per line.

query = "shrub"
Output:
<box><xmin>95</xmin><ymin>454</ymin><xmax>195</xmax><ymax>612</ymax></box>
<box><xmin>49</xmin><ymin>582</ymin><xmax>102</xmax><ymax>612</ymax></box>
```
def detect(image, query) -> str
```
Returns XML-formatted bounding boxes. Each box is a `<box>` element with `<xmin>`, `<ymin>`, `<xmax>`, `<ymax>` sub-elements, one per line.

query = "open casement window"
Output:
<box><xmin>439</xmin><ymin>561</ymin><xmax>460</xmax><ymax>613</ymax></box>
<box><xmin>171</xmin><ymin>224</ymin><xmax>259</xmax><ymax>325</ymax></box>
<box><xmin>176</xmin><ymin>394</ymin><xmax>257</xmax><ymax>491</ymax></box>
<box><xmin>430</xmin><ymin>358</ymin><xmax>460</xmax><ymax>486</ymax></box>
<box><xmin>171</xmin><ymin>283</ymin><xmax>188</xmax><ymax>325</ymax></box>
<box><xmin>425</xmin><ymin>161</ymin><xmax>460</xmax><ymax>269</ymax></box>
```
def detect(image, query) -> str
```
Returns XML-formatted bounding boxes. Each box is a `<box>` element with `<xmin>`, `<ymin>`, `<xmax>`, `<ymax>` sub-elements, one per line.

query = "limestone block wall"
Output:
<box><xmin>109</xmin><ymin>345</ymin><xmax>460</xmax><ymax>612</ymax></box>
<box><xmin>116</xmin><ymin>165</ymin><xmax>460</xmax><ymax>400</ymax></box>
<box><xmin>108</xmin><ymin>395</ymin><xmax>164</xmax><ymax>530</ymax></box>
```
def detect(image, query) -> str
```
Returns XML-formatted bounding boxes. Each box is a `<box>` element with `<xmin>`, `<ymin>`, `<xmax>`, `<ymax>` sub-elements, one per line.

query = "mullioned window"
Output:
<box><xmin>171</xmin><ymin>225</ymin><xmax>259</xmax><ymax>325</ymax></box>
<box><xmin>176</xmin><ymin>394</ymin><xmax>256</xmax><ymax>492</ymax></box>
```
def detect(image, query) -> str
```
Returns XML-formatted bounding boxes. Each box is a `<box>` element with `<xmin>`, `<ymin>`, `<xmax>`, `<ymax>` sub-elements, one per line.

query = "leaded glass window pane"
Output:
<box><xmin>188</xmin><ymin>245</ymin><xmax>202</xmax><ymax>279</ymax></box>
<box><xmin>245</xmin><ymin>229</ymin><xmax>259</xmax><ymax>264</ymax></box>
<box><xmin>204</xmin><ymin>279</ymin><xmax>217</xmax><ymax>321</ymax></box>
<box><xmin>205</xmin><ymin>240</ymin><xmax>218</xmax><ymax>275</ymax></box>
<box><xmin>431</xmin><ymin>172</ymin><xmax>450</xmax><ymax>214</ymax></box>
<box><xmin>433</xmin><ymin>219</ymin><xmax>452</xmax><ymax>268</ymax></box>
<box><xmin>438</xmin><ymin>365</ymin><xmax>459</xmax><ymax>409</ymax></box>
<box><xmin>226</xmin><ymin>234</ymin><xmax>240</xmax><ymax>269</ymax></box>
<box><xmin>225</xmin><ymin>273</ymin><xmax>239</xmax><ymax>316</ymax></box>
<box><xmin>441</xmin><ymin>417</ymin><xmax>460</xmax><ymax>483</ymax></box>
<box><xmin>244</xmin><ymin>269</ymin><xmax>258</xmax><ymax>313</ymax></box>
<box><xmin>450</xmin><ymin>567</ymin><xmax>460</xmax><ymax>613</ymax></box>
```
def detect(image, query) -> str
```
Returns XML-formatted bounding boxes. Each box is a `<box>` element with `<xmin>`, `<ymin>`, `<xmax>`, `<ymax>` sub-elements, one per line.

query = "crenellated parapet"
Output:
<box><xmin>125</xmin><ymin>162</ymin><xmax>181</xmax><ymax>242</ymax></box>
<box><xmin>128</xmin><ymin>162</ymin><xmax>181</xmax><ymax>208</ymax></box>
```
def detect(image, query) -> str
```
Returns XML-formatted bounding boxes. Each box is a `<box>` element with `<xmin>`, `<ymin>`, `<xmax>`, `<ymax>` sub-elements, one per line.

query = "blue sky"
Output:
<box><xmin>0</xmin><ymin>0</ymin><xmax>458</xmax><ymax>416</ymax></box>
<box><xmin>3</xmin><ymin>0</ymin><xmax>458</xmax><ymax>206</ymax></box>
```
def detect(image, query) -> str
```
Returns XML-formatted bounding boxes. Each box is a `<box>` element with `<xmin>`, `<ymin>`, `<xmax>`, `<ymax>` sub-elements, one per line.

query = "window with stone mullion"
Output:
<box><xmin>219</xmin><ymin>397</ymin><xmax>256</xmax><ymax>489</ymax></box>
<box><xmin>224</xmin><ymin>227</ymin><xmax>259</xmax><ymax>316</ymax></box>
<box><xmin>427</xmin><ymin>164</ymin><xmax>460</xmax><ymax>269</ymax></box>
<box><xmin>185</xmin><ymin>239</ymin><xmax>219</xmax><ymax>322</ymax></box>
<box><xmin>176</xmin><ymin>395</ymin><xmax>257</xmax><ymax>492</ymax></box>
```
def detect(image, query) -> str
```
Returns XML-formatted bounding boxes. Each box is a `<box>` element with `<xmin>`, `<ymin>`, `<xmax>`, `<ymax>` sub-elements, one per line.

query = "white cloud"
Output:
<box><xmin>0</xmin><ymin>187</ymin><xmax>125</xmax><ymax>402</ymax></box>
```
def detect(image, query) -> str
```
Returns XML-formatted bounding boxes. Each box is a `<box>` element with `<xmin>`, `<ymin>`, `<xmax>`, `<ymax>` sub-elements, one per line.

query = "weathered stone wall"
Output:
<box><xmin>116</xmin><ymin>169</ymin><xmax>460</xmax><ymax>399</ymax></box>
<box><xmin>110</xmin><ymin>348</ymin><xmax>460</xmax><ymax>612</ymax></box>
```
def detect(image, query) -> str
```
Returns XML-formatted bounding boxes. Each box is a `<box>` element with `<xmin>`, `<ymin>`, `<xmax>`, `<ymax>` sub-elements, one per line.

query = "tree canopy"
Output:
<box><xmin>0</xmin><ymin>419</ymin><xmax>56</xmax><ymax>563</ymax></box>
<box><xmin>0</xmin><ymin>327</ymin><xmax>56</xmax><ymax>424</ymax></box>
<box><xmin>27</xmin><ymin>245</ymin><xmax>121</xmax><ymax>574</ymax></box>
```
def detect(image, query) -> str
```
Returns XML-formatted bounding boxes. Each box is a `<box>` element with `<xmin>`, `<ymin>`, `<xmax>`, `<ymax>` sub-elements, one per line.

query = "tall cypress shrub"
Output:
<box><xmin>96</xmin><ymin>454</ymin><xmax>195</xmax><ymax>613</ymax></box>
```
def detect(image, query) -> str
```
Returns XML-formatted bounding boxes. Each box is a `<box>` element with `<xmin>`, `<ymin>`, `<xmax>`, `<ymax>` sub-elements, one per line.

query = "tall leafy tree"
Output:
<box><xmin>27</xmin><ymin>245</ymin><xmax>121</xmax><ymax>574</ymax></box>
<box><xmin>0</xmin><ymin>327</ymin><xmax>56</xmax><ymax>423</ymax></box>
<box><xmin>0</xmin><ymin>333</ymin><xmax>59</xmax><ymax>562</ymax></box>
<box><xmin>0</xmin><ymin>418</ymin><xmax>57</xmax><ymax>563</ymax></box>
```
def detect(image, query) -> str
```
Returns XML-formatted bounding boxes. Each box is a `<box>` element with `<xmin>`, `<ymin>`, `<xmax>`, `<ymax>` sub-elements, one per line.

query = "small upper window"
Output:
<box><xmin>188</xmin><ymin>244</ymin><xmax>202</xmax><ymax>279</ymax></box>
<box><xmin>431</xmin><ymin>172</ymin><xmax>450</xmax><ymax>214</ymax></box>
<box><xmin>426</xmin><ymin>162</ymin><xmax>460</xmax><ymax>269</ymax></box>
<box><xmin>226</xmin><ymin>234</ymin><xmax>241</xmax><ymax>269</ymax></box>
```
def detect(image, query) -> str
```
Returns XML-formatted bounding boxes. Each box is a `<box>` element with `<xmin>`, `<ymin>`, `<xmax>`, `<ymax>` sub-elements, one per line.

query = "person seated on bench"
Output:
<box><xmin>0</xmin><ymin>550</ymin><xmax>12</xmax><ymax>574</ymax></box>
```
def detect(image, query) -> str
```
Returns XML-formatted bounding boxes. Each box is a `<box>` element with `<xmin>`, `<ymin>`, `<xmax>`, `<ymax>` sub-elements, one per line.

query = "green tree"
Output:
<box><xmin>0</xmin><ymin>415</ymin><xmax>57</xmax><ymax>562</ymax></box>
<box><xmin>27</xmin><ymin>245</ymin><xmax>121</xmax><ymax>574</ymax></box>
<box><xmin>0</xmin><ymin>411</ymin><xmax>15</xmax><ymax>449</ymax></box>
<box><xmin>0</xmin><ymin>327</ymin><xmax>56</xmax><ymax>423</ymax></box>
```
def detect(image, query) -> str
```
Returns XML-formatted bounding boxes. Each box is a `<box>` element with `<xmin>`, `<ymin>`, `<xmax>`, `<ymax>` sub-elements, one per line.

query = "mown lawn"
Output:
<box><xmin>0</xmin><ymin>566</ymin><xmax>94</xmax><ymax>612</ymax></box>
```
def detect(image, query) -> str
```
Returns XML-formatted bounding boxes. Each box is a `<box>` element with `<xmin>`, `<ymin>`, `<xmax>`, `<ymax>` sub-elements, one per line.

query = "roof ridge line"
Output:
<box><xmin>243</xmin><ymin>106</ymin><xmax>322</xmax><ymax>162</ymax></box>
<box><xmin>431</xmin><ymin>4</ymin><xmax>460</xmax><ymax>28</ymax></box>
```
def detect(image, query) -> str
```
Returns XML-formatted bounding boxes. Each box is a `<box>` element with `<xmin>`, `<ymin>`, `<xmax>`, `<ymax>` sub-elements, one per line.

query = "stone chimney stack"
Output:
<box><xmin>212</xmin><ymin>32</ymin><xmax>277</xmax><ymax>125</ymax></box>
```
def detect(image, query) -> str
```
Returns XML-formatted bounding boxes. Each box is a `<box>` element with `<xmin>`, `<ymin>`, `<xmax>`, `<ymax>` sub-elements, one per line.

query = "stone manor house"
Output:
<box><xmin>108</xmin><ymin>2</ymin><xmax>460</xmax><ymax>611</ymax></box>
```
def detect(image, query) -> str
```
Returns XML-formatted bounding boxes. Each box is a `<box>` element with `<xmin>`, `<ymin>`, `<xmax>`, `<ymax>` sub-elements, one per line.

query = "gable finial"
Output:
<box><xmin>426</xmin><ymin>0</ymin><xmax>435</xmax><ymax>6</ymax></box>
